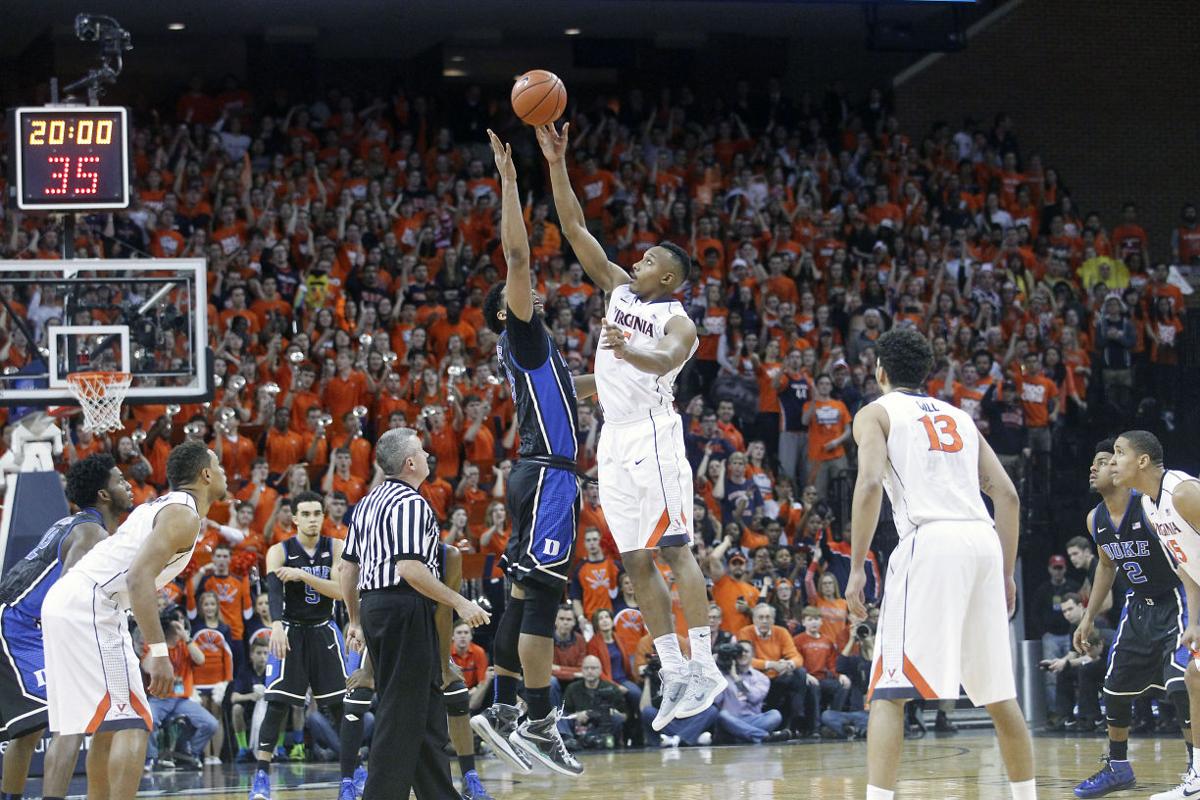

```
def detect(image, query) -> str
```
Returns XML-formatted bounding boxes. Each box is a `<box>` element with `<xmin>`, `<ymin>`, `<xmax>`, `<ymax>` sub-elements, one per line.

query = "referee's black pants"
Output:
<box><xmin>361</xmin><ymin>588</ymin><xmax>457</xmax><ymax>800</ymax></box>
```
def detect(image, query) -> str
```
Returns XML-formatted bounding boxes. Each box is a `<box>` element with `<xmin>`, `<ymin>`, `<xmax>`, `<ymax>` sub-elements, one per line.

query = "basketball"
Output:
<box><xmin>511</xmin><ymin>69</ymin><xmax>567</xmax><ymax>127</ymax></box>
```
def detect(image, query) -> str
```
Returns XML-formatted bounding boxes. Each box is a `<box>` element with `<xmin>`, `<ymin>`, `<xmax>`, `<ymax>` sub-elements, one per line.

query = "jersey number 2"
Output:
<box><xmin>920</xmin><ymin>414</ymin><xmax>963</xmax><ymax>453</ymax></box>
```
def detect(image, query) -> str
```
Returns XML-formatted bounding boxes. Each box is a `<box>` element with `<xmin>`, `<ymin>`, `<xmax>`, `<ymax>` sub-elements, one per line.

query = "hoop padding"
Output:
<box><xmin>66</xmin><ymin>372</ymin><xmax>132</xmax><ymax>433</ymax></box>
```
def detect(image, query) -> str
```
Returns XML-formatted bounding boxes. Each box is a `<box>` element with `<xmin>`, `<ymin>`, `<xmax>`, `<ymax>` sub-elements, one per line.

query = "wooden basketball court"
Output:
<box><xmin>44</xmin><ymin>731</ymin><xmax>1193</xmax><ymax>798</ymax></box>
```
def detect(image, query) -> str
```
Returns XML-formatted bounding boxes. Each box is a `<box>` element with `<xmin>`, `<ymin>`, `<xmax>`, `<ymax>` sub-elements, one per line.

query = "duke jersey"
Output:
<box><xmin>1142</xmin><ymin>470</ymin><xmax>1200</xmax><ymax>583</ymax></box>
<box><xmin>71</xmin><ymin>491</ymin><xmax>200</xmax><ymax>611</ymax></box>
<box><xmin>873</xmin><ymin>391</ymin><xmax>993</xmax><ymax>540</ymax></box>
<box><xmin>0</xmin><ymin>509</ymin><xmax>102</xmax><ymax>623</ymax></box>
<box><xmin>1092</xmin><ymin>491</ymin><xmax>1180</xmax><ymax>598</ymax></box>
<box><xmin>280</xmin><ymin>535</ymin><xmax>335</xmax><ymax>624</ymax></box>
<box><xmin>596</xmin><ymin>283</ymin><xmax>697</xmax><ymax>424</ymax></box>
<box><xmin>496</xmin><ymin>321</ymin><xmax>578</xmax><ymax>459</ymax></box>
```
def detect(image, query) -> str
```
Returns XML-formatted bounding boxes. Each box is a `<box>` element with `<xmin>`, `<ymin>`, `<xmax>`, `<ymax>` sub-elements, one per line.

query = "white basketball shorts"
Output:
<box><xmin>868</xmin><ymin>521</ymin><xmax>1017</xmax><ymax>707</ymax></box>
<box><xmin>596</xmin><ymin>411</ymin><xmax>694</xmax><ymax>553</ymax></box>
<box><xmin>42</xmin><ymin>570</ymin><xmax>152</xmax><ymax>735</ymax></box>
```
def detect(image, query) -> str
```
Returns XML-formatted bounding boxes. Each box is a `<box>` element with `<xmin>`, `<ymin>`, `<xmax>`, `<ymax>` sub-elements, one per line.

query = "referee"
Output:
<box><xmin>338</xmin><ymin>428</ymin><xmax>490</xmax><ymax>800</ymax></box>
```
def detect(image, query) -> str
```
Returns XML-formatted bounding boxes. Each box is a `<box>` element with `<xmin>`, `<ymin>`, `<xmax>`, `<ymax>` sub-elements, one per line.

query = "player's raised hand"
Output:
<box><xmin>600</xmin><ymin>320</ymin><xmax>627</xmax><ymax>358</ymax></box>
<box><xmin>535</xmin><ymin>122</ymin><xmax>570</xmax><ymax>163</ymax></box>
<box><xmin>486</xmin><ymin>129</ymin><xmax>516</xmax><ymax>183</ymax></box>
<box><xmin>845</xmin><ymin>567</ymin><xmax>868</xmax><ymax>619</ymax></box>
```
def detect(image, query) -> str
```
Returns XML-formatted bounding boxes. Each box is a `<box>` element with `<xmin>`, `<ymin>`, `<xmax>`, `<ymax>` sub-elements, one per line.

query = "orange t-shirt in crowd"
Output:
<box><xmin>189</xmin><ymin>572</ymin><xmax>253</xmax><ymax>640</ymax></box>
<box><xmin>804</xmin><ymin>398</ymin><xmax>851</xmax><ymax>463</ymax></box>
<box><xmin>1015</xmin><ymin>371</ymin><xmax>1057</xmax><ymax>428</ymax></box>
<box><xmin>421</xmin><ymin>476</ymin><xmax>454</xmax><ymax>520</ymax></box>
<box><xmin>218</xmin><ymin>435</ymin><xmax>258</xmax><ymax>484</ymax></box>
<box><xmin>332</xmin><ymin>473</ymin><xmax>367</xmax><ymax>505</ymax></box>
<box><xmin>613</xmin><ymin>608</ymin><xmax>648</xmax><ymax>664</ymax></box>
<box><xmin>793</xmin><ymin>631</ymin><xmax>840</xmax><ymax>680</ymax></box>
<box><xmin>265</xmin><ymin>428</ymin><xmax>305</xmax><ymax>476</ymax></box>
<box><xmin>321</xmin><ymin>518</ymin><xmax>349</xmax><ymax>540</ymax></box>
<box><xmin>191</xmin><ymin>626</ymin><xmax>234</xmax><ymax>687</ymax></box>
<box><xmin>815</xmin><ymin>597</ymin><xmax>850</xmax><ymax>649</ymax></box>
<box><xmin>569</xmin><ymin>558</ymin><xmax>622</xmax><ymax>619</ymax></box>
<box><xmin>427</xmin><ymin>427</ymin><xmax>461</xmax><ymax>479</ymax></box>
<box><xmin>330</xmin><ymin>435</ymin><xmax>373</xmax><ymax>481</ymax></box>
<box><xmin>451</xmin><ymin>642</ymin><xmax>489</xmax><ymax>688</ymax></box>
<box><xmin>324</xmin><ymin>372</ymin><xmax>369</xmax><ymax>432</ymax></box>
<box><xmin>712</xmin><ymin>574</ymin><xmax>759</xmax><ymax>634</ymax></box>
<box><xmin>737</xmin><ymin>624</ymin><xmax>803</xmax><ymax>679</ymax></box>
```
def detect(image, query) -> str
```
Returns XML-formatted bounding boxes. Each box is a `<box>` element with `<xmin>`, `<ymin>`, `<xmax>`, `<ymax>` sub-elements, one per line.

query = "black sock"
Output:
<box><xmin>1188</xmin><ymin>741</ymin><xmax>1194</xmax><ymax>767</ymax></box>
<box><xmin>1110</xmin><ymin>739</ymin><xmax>1129</xmax><ymax>761</ymax></box>
<box><xmin>525</xmin><ymin>686</ymin><xmax>552</xmax><ymax>720</ymax></box>
<box><xmin>256</xmin><ymin>758</ymin><xmax>271</xmax><ymax>773</ymax></box>
<box><xmin>458</xmin><ymin>754</ymin><xmax>476</xmax><ymax>776</ymax></box>
<box><xmin>339</xmin><ymin>713</ymin><xmax>365</xmax><ymax>779</ymax></box>
<box><xmin>495</xmin><ymin>674</ymin><xmax>520</xmax><ymax>706</ymax></box>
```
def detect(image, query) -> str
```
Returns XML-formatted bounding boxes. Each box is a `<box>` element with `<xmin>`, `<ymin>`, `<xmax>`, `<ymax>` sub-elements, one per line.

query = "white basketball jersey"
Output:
<box><xmin>72</xmin><ymin>491</ymin><xmax>201</xmax><ymax>610</ymax></box>
<box><xmin>1142</xmin><ymin>470</ymin><xmax>1200</xmax><ymax>581</ymax></box>
<box><xmin>596</xmin><ymin>283</ymin><xmax>697</xmax><ymax>424</ymax></box>
<box><xmin>874</xmin><ymin>391</ymin><xmax>993</xmax><ymax>540</ymax></box>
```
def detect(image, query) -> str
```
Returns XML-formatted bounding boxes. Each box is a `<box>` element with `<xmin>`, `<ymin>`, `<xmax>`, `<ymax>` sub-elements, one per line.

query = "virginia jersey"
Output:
<box><xmin>496</xmin><ymin>324</ymin><xmax>578</xmax><ymax>460</ymax></box>
<box><xmin>0</xmin><ymin>508</ymin><xmax>103</xmax><ymax>623</ymax></box>
<box><xmin>596</xmin><ymin>283</ymin><xmax>697</xmax><ymax>424</ymax></box>
<box><xmin>1092</xmin><ymin>491</ymin><xmax>1180</xmax><ymax>598</ymax></box>
<box><xmin>72</xmin><ymin>491</ymin><xmax>200</xmax><ymax>611</ymax></box>
<box><xmin>281</xmin><ymin>535</ymin><xmax>335</xmax><ymax>624</ymax></box>
<box><xmin>1142</xmin><ymin>470</ymin><xmax>1200</xmax><ymax>584</ymax></box>
<box><xmin>873</xmin><ymin>391</ymin><xmax>992</xmax><ymax>539</ymax></box>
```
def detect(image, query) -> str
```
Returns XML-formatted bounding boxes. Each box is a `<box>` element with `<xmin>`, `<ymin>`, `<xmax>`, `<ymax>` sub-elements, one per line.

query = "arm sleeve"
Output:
<box><xmin>505</xmin><ymin>309</ymin><xmax>550</xmax><ymax>371</ymax></box>
<box><xmin>267</xmin><ymin>574</ymin><xmax>285</xmax><ymax>620</ymax></box>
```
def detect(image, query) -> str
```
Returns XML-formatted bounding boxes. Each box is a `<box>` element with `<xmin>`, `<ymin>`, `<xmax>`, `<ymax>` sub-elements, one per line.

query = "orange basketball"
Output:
<box><xmin>511</xmin><ymin>69</ymin><xmax>567</xmax><ymax>127</ymax></box>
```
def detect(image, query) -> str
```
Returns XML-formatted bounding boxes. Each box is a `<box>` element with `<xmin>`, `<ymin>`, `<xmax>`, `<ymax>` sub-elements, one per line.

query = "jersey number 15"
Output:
<box><xmin>920</xmin><ymin>414</ymin><xmax>963</xmax><ymax>453</ymax></box>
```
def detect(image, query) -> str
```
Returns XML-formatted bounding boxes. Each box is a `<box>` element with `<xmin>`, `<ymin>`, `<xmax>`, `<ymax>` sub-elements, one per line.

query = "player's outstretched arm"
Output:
<box><xmin>487</xmin><ymin>130</ymin><xmax>533</xmax><ymax>323</ymax></box>
<box><xmin>536</xmin><ymin>122</ymin><xmax>629</xmax><ymax>293</ymax></box>
<box><xmin>846</xmin><ymin>404</ymin><xmax>887</xmax><ymax>618</ymax></box>
<box><xmin>600</xmin><ymin>315</ymin><xmax>696</xmax><ymax>377</ymax></box>
<box><xmin>128</xmin><ymin>503</ymin><xmax>202</xmax><ymax>697</ymax></box>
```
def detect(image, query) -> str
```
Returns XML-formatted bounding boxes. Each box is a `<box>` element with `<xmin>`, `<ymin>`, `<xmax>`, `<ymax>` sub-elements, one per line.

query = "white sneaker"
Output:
<box><xmin>658</xmin><ymin>734</ymin><xmax>681</xmax><ymax>748</ymax></box>
<box><xmin>674</xmin><ymin>661</ymin><xmax>727</xmax><ymax>720</ymax></box>
<box><xmin>652</xmin><ymin>668</ymin><xmax>690</xmax><ymax>731</ymax></box>
<box><xmin>697</xmin><ymin>731</ymin><xmax>713</xmax><ymax>746</ymax></box>
<box><xmin>204</xmin><ymin>755</ymin><xmax>222</xmax><ymax>765</ymax></box>
<box><xmin>1151</xmin><ymin>767</ymin><xmax>1200</xmax><ymax>800</ymax></box>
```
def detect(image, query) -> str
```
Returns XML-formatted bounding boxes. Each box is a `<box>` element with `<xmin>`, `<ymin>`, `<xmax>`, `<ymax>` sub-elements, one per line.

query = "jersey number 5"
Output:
<box><xmin>920</xmin><ymin>414</ymin><xmax>963</xmax><ymax>453</ymax></box>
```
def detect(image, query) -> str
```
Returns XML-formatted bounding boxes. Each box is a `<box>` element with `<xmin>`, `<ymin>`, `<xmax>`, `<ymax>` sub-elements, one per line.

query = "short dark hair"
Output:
<box><xmin>1062</xmin><ymin>592</ymin><xmax>1083</xmax><ymax>606</ymax></box>
<box><xmin>66</xmin><ymin>453</ymin><xmax>117</xmax><ymax>508</ymax></box>
<box><xmin>877</xmin><ymin>328</ymin><xmax>933</xmax><ymax>389</ymax></box>
<box><xmin>483</xmin><ymin>283</ymin><xmax>507</xmax><ymax>334</ymax></box>
<box><xmin>1094</xmin><ymin>438</ymin><xmax>1115</xmax><ymax>456</ymax></box>
<box><xmin>1065</xmin><ymin>535</ymin><xmax>1092</xmax><ymax>552</ymax></box>
<box><xmin>167</xmin><ymin>441</ymin><xmax>212</xmax><ymax>490</ymax></box>
<box><xmin>213</xmin><ymin>542</ymin><xmax>232</xmax><ymax>554</ymax></box>
<box><xmin>657</xmin><ymin>241</ymin><xmax>692</xmax><ymax>288</ymax></box>
<box><xmin>290</xmin><ymin>490</ymin><xmax>325</xmax><ymax>512</ymax></box>
<box><xmin>1119</xmin><ymin>430</ymin><xmax>1164</xmax><ymax>466</ymax></box>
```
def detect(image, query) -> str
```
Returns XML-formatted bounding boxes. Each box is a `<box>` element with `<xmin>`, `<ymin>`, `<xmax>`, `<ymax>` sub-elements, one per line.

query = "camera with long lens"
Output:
<box><xmin>855</xmin><ymin>621</ymin><xmax>876</xmax><ymax>640</ymax></box>
<box><xmin>715</xmin><ymin>642</ymin><xmax>742</xmax><ymax>672</ymax></box>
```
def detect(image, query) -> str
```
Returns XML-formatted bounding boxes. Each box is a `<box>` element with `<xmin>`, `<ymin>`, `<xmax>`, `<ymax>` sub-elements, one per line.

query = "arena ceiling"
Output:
<box><xmin>2</xmin><ymin>1</ymin><xmax>977</xmax><ymax>60</ymax></box>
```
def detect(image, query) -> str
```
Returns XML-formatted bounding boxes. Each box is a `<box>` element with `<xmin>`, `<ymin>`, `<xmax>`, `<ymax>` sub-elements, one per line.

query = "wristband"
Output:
<box><xmin>148</xmin><ymin>642</ymin><xmax>169</xmax><ymax>658</ymax></box>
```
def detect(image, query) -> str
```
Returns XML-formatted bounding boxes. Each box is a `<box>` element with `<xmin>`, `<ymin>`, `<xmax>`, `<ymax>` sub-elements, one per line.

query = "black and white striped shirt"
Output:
<box><xmin>343</xmin><ymin>478</ymin><xmax>442</xmax><ymax>591</ymax></box>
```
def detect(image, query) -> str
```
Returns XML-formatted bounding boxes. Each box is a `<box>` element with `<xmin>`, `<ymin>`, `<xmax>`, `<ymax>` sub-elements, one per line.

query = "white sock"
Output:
<box><xmin>1010</xmin><ymin>778</ymin><xmax>1036</xmax><ymax>800</ymax></box>
<box><xmin>866</xmin><ymin>785</ymin><xmax>894</xmax><ymax>800</ymax></box>
<box><xmin>654</xmin><ymin>633</ymin><xmax>686</xmax><ymax>674</ymax></box>
<box><xmin>688</xmin><ymin>627</ymin><xmax>717</xmax><ymax>670</ymax></box>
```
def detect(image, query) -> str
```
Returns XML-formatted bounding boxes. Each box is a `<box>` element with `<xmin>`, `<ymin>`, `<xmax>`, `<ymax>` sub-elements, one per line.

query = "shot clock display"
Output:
<box><xmin>10</xmin><ymin>106</ymin><xmax>129</xmax><ymax>211</ymax></box>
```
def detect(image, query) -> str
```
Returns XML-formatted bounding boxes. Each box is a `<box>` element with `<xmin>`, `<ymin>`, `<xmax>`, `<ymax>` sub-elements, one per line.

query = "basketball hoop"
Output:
<box><xmin>65</xmin><ymin>371</ymin><xmax>131</xmax><ymax>433</ymax></box>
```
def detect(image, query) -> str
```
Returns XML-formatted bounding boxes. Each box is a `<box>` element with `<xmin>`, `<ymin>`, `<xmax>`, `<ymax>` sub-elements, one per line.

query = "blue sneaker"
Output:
<box><xmin>338</xmin><ymin>778</ymin><xmax>357</xmax><ymax>800</ymax></box>
<box><xmin>461</xmin><ymin>769</ymin><xmax>494</xmax><ymax>800</ymax></box>
<box><xmin>249</xmin><ymin>768</ymin><xmax>272</xmax><ymax>800</ymax></box>
<box><xmin>353</xmin><ymin>765</ymin><xmax>367</xmax><ymax>797</ymax></box>
<box><xmin>1075</xmin><ymin>758</ymin><xmax>1135</xmax><ymax>798</ymax></box>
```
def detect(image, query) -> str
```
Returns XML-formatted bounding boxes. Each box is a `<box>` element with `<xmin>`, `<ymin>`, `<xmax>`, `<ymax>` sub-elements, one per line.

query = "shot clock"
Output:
<box><xmin>9</xmin><ymin>106</ymin><xmax>129</xmax><ymax>211</ymax></box>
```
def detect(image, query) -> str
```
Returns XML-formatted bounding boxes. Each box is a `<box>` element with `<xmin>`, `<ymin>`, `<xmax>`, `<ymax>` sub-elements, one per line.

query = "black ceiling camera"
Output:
<box><xmin>63</xmin><ymin>13</ymin><xmax>133</xmax><ymax>104</ymax></box>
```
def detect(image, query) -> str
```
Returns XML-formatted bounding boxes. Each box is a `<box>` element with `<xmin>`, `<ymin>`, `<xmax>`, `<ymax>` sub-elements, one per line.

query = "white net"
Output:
<box><xmin>66</xmin><ymin>372</ymin><xmax>131</xmax><ymax>433</ymax></box>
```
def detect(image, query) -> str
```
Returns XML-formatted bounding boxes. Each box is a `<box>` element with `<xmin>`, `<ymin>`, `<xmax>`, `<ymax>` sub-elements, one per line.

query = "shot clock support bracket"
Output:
<box><xmin>47</xmin><ymin>14</ymin><xmax>132</xmax><ymax>259</ymax></box>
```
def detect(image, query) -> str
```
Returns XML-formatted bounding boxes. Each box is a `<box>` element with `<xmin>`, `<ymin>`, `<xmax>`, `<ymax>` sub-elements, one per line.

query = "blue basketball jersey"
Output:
<box><xmin>0</xmin><ymin>509</ymin><xmax>102</xmax><ymax>623</ymax></box>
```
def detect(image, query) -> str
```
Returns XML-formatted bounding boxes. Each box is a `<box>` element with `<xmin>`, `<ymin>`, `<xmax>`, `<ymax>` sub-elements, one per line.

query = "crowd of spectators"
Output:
<box><xmin>0</xmin><ymin>72</ymin><xmax>1197</xmax><ymax>759</ymax></box>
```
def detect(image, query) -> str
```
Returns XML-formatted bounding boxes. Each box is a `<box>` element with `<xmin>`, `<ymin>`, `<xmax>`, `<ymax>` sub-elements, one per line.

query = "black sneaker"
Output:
<box><xmin>509</xmin><ymin>709</ymin><xmax>584</xmax><ymax>777</ymax></box>
<box><xmin>469</xmin><ymin>704</ymin><xmax>533</xmax><ymax>774</ymax></box>
<box><xmin>934</xmin><ymin>711</ymin><xmax>958</xmax><ymax>733</ymax></box>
